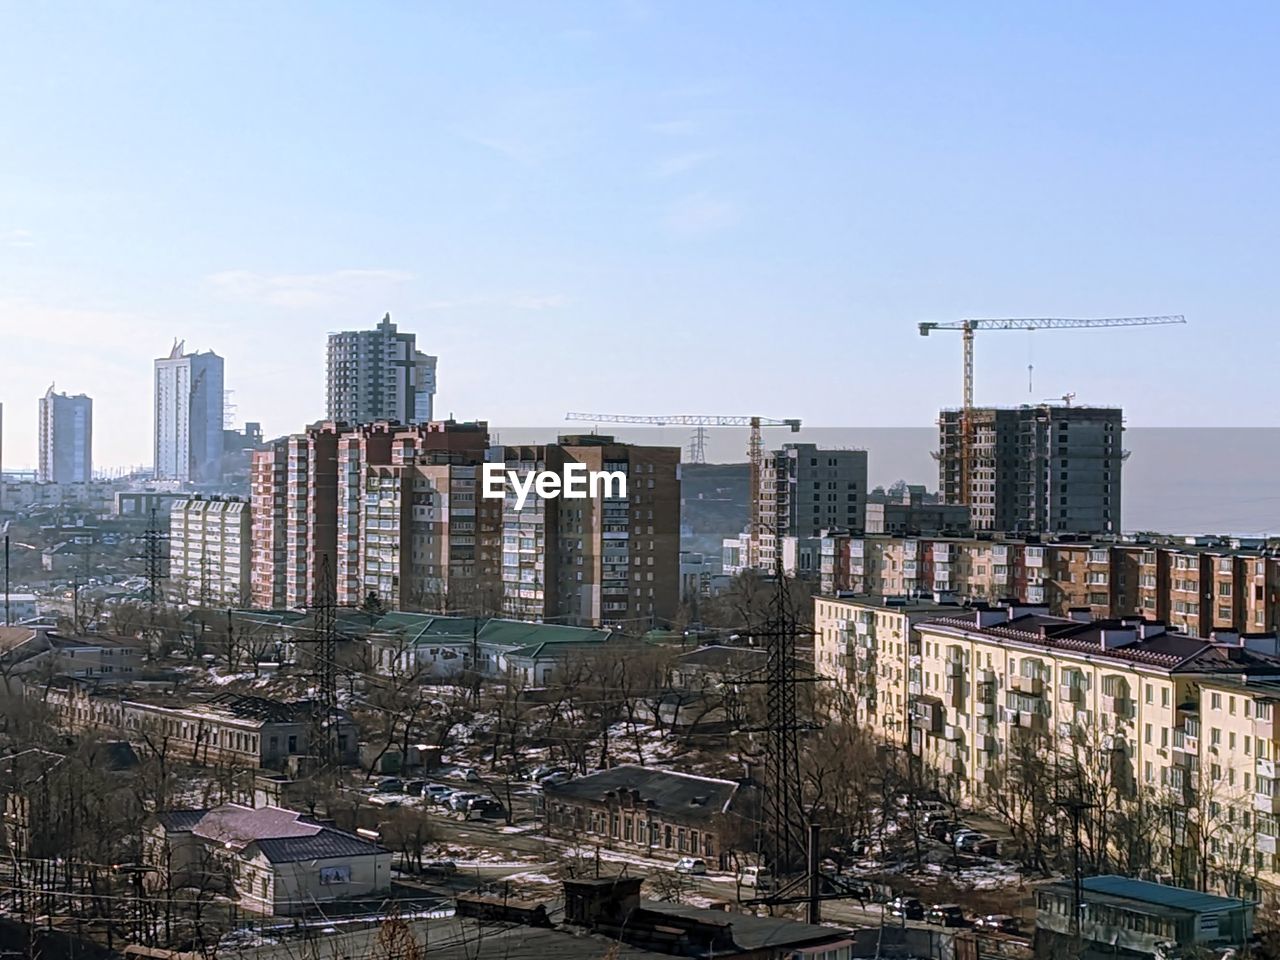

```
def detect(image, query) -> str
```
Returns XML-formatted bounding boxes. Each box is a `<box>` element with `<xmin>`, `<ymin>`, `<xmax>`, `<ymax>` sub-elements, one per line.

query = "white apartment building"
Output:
<box><xmin>169</xmin><ymin>496</ymin><xmax>252</xmax><ymax>605</ymax></box>
<box><xmin>154</xmin><ymin>342</ymin><xmax>224</xmax><ymax>483</ymax></box>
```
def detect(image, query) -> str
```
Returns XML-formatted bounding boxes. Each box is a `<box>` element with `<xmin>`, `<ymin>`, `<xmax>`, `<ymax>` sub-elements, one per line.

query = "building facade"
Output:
<box><xmin>37</xmin><ymin>386</ymin><xmax>92</xmax><ymax>484</ymax></box>
<box><xmin>498</xmin><ymin>435</ymin><xmax>681</xmax><ymax>627</ymax></box>
<box><xmin>757</xmin><ymin>444</ymin><xmax>867</xmax><ymax>570</ymax></box>
<box><xmin>939</xmin><ymin>403</ymin><xmax>1123</xmax><ymax>535</ymax></box>
<box><xmin>326</xmin><ymin>314</ymin><xmax>435</xmax><ymax>425</ymax></box>
<box><xmin>154</xmin><ymin>342</ymin><xmax>225</xmax><ymax>483</ymax></box>
<box><xmin>169</xmin><ymin>495</ymin><xmax>252</xmax><ymax>605</ymax></box>
<box><xmin>823</xmin><ymin>594</ymin><xmax>1280</xmax><ymax>899</ymax></box>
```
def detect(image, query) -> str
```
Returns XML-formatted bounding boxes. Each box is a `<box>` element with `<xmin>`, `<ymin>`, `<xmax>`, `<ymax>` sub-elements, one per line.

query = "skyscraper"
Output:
<box><xmin>38</xmin><ymin>386</ymin><xmax>93</xmax><ymax>483</ymax></box>
<box><xmin>412</xmin><ymin>351</ymin><xmax>437</xmax><ymax>423</ymax></box>
<box><xmin>154</xmin><ymin>340</ymin><xmax>225</xmax><ymax>483</ymax></box>
<box><xmin>938</xmin><ymin>403</ymin><xmax>1123</xmax><ymax>534</ymax></box>
<box><xmin>326</xmin><ymin>314</ymin><xmax>435</xmax><ymax>425</ymax></box>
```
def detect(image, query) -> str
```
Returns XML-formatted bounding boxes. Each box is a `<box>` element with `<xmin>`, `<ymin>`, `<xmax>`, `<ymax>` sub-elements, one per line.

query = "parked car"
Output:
<box><xmin>540</xmin><ymin>771</ymin><xmax>572</xmax><ymax>787</ymax></box>
<box><xmin>422</xmin><ymin>784</ymin><xmax>453</xmax><ymax>803</ymax></box>
<box><xmin>449</xmin><ymin>791</ymin><xmax>485</xmax><ymax>811</ymax></box>
<box><xmin>974</xmin><ymin>914</ymin><xmax>1020</xmax><ymax>934</ymax></box>
<box><xmin>368</xmin><ymin>795</ymin><xmax>401</xmax><ymax>808</ymax></box>
<box><xmin>375</xmin><ymin>777</ymin><xmax>404</xmax><ymax>793</ymax></box>
<box><xmin>738</xmin><ymin>866</ymin><xmax>773</xmax><ymax>889</ymax></box>
<box><xmin>401</xmin><ymin>779</ymin><xmax>425</xmax><ymax>795</ymax></box>
<box><xmin>422</xmin><ymin>859</ymin><xmax>458</xmax><ymax>876</ymax></box>
<box><xmin>973</xmin><ymin>838</ymin><xmax>1000</xmax><ymax>858</ymax></box>
<box><xmin>466</xmin><ymin>797</ymin><xmax>504</xmax><ymax>816</ymax></box>
<box><xmin>956</xmin><ymin>832</ymin><xmax>990</xmax><ymax>853</ymax></box>
<box><xmin>457</xmin><ymin>767</ymin><xmax>482</xmax><ymax>782</ymax></box>
<box><xmin>529</xmin><ymin>764</ymin><xmax>567</xmax><ymax>782</ymax></box>
<box><xmin>929</xmin><ymin>819</ymin><xmax>963</xmax><ymax>842</ymax></box>
<box><xmin>887</xmin><ymin>896</ymin><xmax>925</xmax><ymax>920</ymax></box>
<box><xmin>951</xmin><ymin>829</ymin><xmax>982</xmax><ymax>849</ymax></box>
<box><xmin>928</xmin><ymin>903</ymin><xmax>968</xmax><ymax>927</ymax></box>
<box><xmin>675</xmin><ymin>857</ymin><xmax>707</xmax><ymax>875</ymax></box>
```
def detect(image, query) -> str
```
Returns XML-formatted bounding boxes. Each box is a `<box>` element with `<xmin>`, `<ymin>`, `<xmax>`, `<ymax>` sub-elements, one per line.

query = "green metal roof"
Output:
<box><xmin>373</xmin><ymin>612</ymin><xmax>482</xmax><ymax>644</ymax></box>
<box><xmin>1081</xmin><ymin>875</ymin><xmax>1253</xmax><ymax>914</ymax></box>
<box><xmin>478</xmin><ymin>618</ymin><xmax>613</xmax><ymax>657</ymax></box>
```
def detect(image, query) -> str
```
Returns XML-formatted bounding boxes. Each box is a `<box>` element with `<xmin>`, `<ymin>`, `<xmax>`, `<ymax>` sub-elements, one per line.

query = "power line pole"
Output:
<box><xmin>142</xmin><ymin>507</ymin><xmax>167</xmax><ymax>606</ymax></box>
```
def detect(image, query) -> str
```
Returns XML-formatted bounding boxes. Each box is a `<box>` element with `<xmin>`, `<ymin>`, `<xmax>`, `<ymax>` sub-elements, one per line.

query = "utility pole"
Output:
<box><xmin>4</xmin><ymin>534</ymin><xmax>10</xmax><ymax>626</ymax></box>
<box><xmin>1056</xmin><ymin>796</ymin><xmax>1095</xmax><ymax>937</ymax></box>
<box><xmin>807</xmin><ymin>823</ymin><xmax>822</xmax><ymax>924</ymax></box>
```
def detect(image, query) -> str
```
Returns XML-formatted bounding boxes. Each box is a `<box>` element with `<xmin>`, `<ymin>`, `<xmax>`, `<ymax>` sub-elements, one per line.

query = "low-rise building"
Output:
<box><xmin>1036</xmin><ymin>875</ymin><xmax>1254</xmax><ymax>958</ymax></box>
<box><xmin>33</xmin><ymin>684</ymin><xmax>357</xmax><ymax>771</ymax></box>
<box><xmin>147</xmin><ymin>803</ymin><xmax>390</xmax><ymax>915</ymax></box>
<box><xmin>543</xmin><ymin>764</ymin><xmax>759</xmax><ymax>870</ymax></box>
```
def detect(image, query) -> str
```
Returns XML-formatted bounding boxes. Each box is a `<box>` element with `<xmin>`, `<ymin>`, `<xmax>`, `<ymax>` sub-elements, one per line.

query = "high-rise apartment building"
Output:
<box><xmin>751</xmin><ymin>443</ymin><xmax>867</xmax><ymax>570</ymax></box>
<box><xmin>169</xmin><ymin>495</ymin><xmax>252</xmax><ymax>605</ymax></box>
<box><xmin>938</xmin><ymin>403</ymin><xmax>1123</xmax><ymax>534</ymax></box>
<box><xmin>412</xmin><ymin>351</ymin><xmax>437</xmax><ymax>423</ymax></box>
<box><xmin>250</xmin><ymin>419</ymin><xmax>489</xmax><ymax>610</ymax></box>
<box><xmin>38</xmin><ymin>386</ymin><xmax>93</xmax><ymax>484</ymax></box>
<box><xmin>154</xmin><ymin>341</ymin><xmax>225</xmax><ymax>483</ymax></box>
<box><xmin>326</xmin><ymin>314</ymin><xmax>436</xmax><ymax>425</ymax></box>
<box><xmin>497</xmin><ymin>435</ymin><xmax>682</xmax><ymax>627</ymax></box>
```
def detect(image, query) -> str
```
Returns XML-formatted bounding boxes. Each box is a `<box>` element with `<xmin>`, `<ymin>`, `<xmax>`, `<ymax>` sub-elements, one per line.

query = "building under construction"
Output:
<box><xmin>938</xmin><ymin>403</ymin><xmax>1124</xmax><ymax>535</ymax></box>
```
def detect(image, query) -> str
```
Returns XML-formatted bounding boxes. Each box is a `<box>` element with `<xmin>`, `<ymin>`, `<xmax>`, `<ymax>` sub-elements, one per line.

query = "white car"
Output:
<box><xmin>675</xmin><ymin>857</ymin><xmax>707</xmax><ymax>875</ymax></box>
<box><xmin>738</xmin><ymin>865</ymin><xmax>773</xmax><ymax>889</ymax></box>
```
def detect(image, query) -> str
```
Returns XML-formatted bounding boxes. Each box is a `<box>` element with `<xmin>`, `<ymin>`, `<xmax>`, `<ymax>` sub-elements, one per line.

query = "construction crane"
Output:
<box><xmin>918</xmin><ymin>315</ymin><xmax>1185</xmax><ymax>504</ymax></box>
<box><xmin>565</xmin><ymin>413</ymin><xmax>801</xmax><ymax>568</ymax></box>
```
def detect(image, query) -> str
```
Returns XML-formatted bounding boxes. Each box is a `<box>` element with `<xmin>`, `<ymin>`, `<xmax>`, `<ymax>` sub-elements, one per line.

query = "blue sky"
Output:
<box><xmin>1</xmin><ymin>1</ymin><xmax>1277</xmax><ymax>469</ymax></box>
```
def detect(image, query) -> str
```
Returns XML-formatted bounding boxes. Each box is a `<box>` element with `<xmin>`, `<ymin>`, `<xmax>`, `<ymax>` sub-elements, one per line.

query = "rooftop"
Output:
<box><xmin>1041</xmin><ymin>875</ymin><xmax>1254</xmax><ymax>916</ymax></box>
<box><xmin>544</xmin><ymin>764</ymin><xmax>748</xmax><ymax>817</ymax></box>
<box><xmin>157</xmin><ymin>803</ymin><xmax>386</xmax><ymax>864</ymax></box>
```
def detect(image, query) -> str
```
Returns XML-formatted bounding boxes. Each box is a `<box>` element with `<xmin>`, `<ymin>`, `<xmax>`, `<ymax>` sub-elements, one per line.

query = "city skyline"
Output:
<box><xmin>3</xmin><ymin>3</ymin><xmax>1279</xmax><ymax>469</ymax></box>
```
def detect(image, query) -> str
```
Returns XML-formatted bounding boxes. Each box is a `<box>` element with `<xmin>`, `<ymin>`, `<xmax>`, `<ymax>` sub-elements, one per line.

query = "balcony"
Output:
<box><xmin>1059</xmin><ymin>684</ymin><xmax>1083</xmax><ymax>704</ymax></box>
<box><xmin>1260</xmin><ymin>835</ymin><xmax>1278</xmax><ymax>856</ymax></box>
<box><xmin>1260</xmin><ymin>758</ymin><xmax>1277</xmax><ymax>780</ymax></box>
<box><xmin>976</xmin><ymin>669</ymin><xmax>997</xmax><ymax>685</ymax></box>
<box><xmin>1010</xmin><ymin>675</ymin><xmax>1043</xmax><ymax>696</ymax></box>
<box><xmin>946</xmin><ymin>658</ymin><xmax>965</xmax><ymax>677</ymax></box>
<box><xmin>974</xmin><ymin>699</ymin><xmax>995</xmax><ymax>717</ymax></box>
<box><xmin>1257</xmin><ymin>714</ymin><xmax>1275</xmax><ymax>741</ymax></box>
<box><xmin>1256</xmin><ymin>793</ymin><xmax>1280</xmax><ymax>816</ymax></box>
<box><xmin>1102</xmin><ymin>694</ymin><xmax>1134</xmax><ymax>720</ymax></box>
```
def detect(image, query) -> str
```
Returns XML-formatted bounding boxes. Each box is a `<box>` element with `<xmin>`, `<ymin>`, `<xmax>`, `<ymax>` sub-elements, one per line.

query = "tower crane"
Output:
<box><xmin>918</xmin><ymin>315</ymin><xmax>1185</xmax><ymax>505</ymax></box>
<box><xmin>565</xmin><ymin>412</ymin><xmax>801</xmax><ymax>569</ymax></box>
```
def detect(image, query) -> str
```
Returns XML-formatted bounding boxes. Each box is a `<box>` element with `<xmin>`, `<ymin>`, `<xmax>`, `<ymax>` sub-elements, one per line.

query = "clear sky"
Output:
<box><xmin>1</xmin><ymin>1</ymin><xmax>1277</xmax><ymax>470</ymax></box>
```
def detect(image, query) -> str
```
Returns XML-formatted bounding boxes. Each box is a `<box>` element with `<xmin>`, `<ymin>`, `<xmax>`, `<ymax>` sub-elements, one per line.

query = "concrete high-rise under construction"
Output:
<box><xmin>938</xmin><ymin>403</ymin><xmax>1123</xmax><ymax>535</ymax></box>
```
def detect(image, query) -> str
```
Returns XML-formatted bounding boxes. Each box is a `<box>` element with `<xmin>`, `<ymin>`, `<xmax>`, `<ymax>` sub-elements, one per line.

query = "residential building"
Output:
<box><xmin>1036</xmin><ymin>875</ymin><xmax>1254</xmax><ymax>958</ymax></box>
<box><xmin>817</xmin><ymin>531</ymin><xmax>1280</xmax><ymax>636</ymax></box>
<box><xmin>147</xmin><ymin>803</ymin><xmax>390</xmax><ymax>915</ymax></box>
<box><xmin>251</xmin><ymin>420</ymin><xmax>489</xmax><ymax>610</ymax></box>
<box><xmin>326</xmin><ymin>313</ymin><xmax>425</xmax><ymax>424</ymax></box>
<box><xmin>169</xmin><ymin>495</ymin><xmax>252</xmax><ymax>605</ymax></box>
<box><xmin>757</xmin><ymin>444</ymin><xmax>867</xmax><ymax>569</ymax></box>
<box><xmin>37</xmin><ymin>386</ymin><xmax>92</xmax><ymax>483</ymax></box>
<box><xmin>412</xmin><ymin>351</ymin><xmax>437</xmax><ymax>423</ymax></box>
<box><xmin>543</xmin><ymin>765</ymin><xmax>760</xmax><ymax>870</ymax></box>
<box><xmin>498</xmin><ymin>435</ymin><xmax>681</xmax><ymax>627</ymax></box>
<box><xmin>154</xmin><ymin>341</ymin><xmax>225</xmax><ymax>483</ymax></box>
<box><xmin>938</xmin><ymin>403</ymin><xmax>1123</xmax><ymax>534</ymax></box>
<box><xmin>892</xmin><ymin>605</ymin><xmax>1280</xmax><ymax>898</ymax></box>
<box><xmin>250</xmin><ymin>441</ymin><xmax>289</xmax><ymax>609</ymax></box>
<box><xmin>865</xmin><ymin>485</ymin><xmax>970</xmax><ymax>536</ymax></box>
<box><xmin>813</xmin><ymin>594</ymin><xmax>963</xmax><ymax>745</ymax></box>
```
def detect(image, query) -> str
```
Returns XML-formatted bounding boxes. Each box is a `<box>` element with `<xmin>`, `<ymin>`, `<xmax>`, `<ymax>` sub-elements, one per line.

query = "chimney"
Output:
<box><xmin>1067</xmin><ymin>607</ymin><xmax>1093</xmax><ymax>624</ymax></box>
<box><xmin>975</xmin><ymin>608</ymin><xmax>1008</xmax><ymax>629</ymax></box>
<box><xmin>1100</xmin><ymin>628</ymin><xmax>1137</xmax><ymax>650</ymax></box>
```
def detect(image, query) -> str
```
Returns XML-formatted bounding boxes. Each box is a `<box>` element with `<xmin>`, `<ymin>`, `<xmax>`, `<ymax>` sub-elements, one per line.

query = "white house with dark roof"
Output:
<box><xmin>147</xmin><ymin>803</ymin><xmax>390</xmax><ymax>915</ymax></box>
